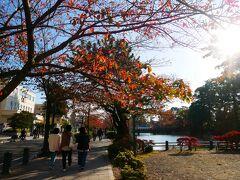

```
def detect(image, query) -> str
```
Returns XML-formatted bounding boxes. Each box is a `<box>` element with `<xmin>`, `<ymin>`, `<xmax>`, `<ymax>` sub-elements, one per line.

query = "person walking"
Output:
<box><xmin>75</xmin><ymin>127</ymin><xmax>90</xmax><ymax>170</ymax></box>
<box><xmin>97</xmin><ymin>128</ymin><xmax>103</xmax><ymax>141</ymax></box>
<box><xmin>60</xmin><ymin>125</ymin><xmax>73</xmax><ymax>172</ymax></box>
<box><xmin>33</xmin><ymin>128</ymin><xmax>38</xmax><ymax>139</ymax></box>
<box><xmin>48</xmin><ymin>128</ymin><xmax>61</xmax><ymax>169</ymax></box>
<box><xmin>92</xmin><ymin>127</ymin><xmax>97</xmax><ymax>141</ymax></box>
<box><xmin>20</xmin><ymin>128</ymin><xmax>26</xmax><ymax>140</ymax></box>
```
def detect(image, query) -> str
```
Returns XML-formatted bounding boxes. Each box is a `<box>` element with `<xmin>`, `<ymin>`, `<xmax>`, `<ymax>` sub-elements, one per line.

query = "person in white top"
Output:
<box><xmin>48</xmin><ymin>128</ymin><xmax>61</xmax><ymax>169</ymax></box>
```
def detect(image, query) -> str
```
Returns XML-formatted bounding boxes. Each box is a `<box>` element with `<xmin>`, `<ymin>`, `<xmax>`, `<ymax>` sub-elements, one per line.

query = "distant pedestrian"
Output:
<box><xmin>48</xmin><ymin>128</ymin><xmax>61</xmax><ymax>169</ymax></box>
<box><xmin>75</xmin><ymin>127</ymin><xmax>90</xmax><ymax>170</ymax></box>
<box><xmin>20</xmin><ymin>128</ymin><xmax>26</xmax><ymax>140</ymax></box>
<box><xmin>11</xmin><ymin>129</ymin><xmax>18</xmax><ymax>142</ymax></box>
<box><xmin>33</xmin><ymin>128</ymin><xmax>38</xmax><ymax>139</ymax></box>
<box><xmin>97</xmin><ymin>128</ymin><xmax>103</xmax><ymax>141</ymax></box>
<box><xmin>92</xmin><ymin>128</ymin><xmax>97</xmax><ymax>141</ymax></box>
<box><xmin>60</xmin><ymin>125</ymin><xmax>73</xmax><ymax>172</ymax></box>
<box><xmin>36</xmin><ymin>128</ymin><xmax>40</xmax><ymax>138</ymax></box>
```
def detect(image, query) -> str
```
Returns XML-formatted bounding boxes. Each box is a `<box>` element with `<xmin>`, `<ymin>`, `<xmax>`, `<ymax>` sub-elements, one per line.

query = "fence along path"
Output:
<box><xmin>139</xmin><ymin>140</ymin><xmax>227</xmax><ymax>151</ymax></box>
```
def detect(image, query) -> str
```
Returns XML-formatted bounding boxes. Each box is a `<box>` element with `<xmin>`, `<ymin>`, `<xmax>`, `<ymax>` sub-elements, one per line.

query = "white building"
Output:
<box><xmin>34</xmin><ymin>104</ymin><xmax>45</xmax><ymax>115</ymax></box>
<box><xmin>0</xmin><ymin>86</ymin><xmax>36</xmax><ymax>123</ymax></box>
<box><xmin>34</xmin><ymin>104</ymin><xmax>46</xmax><ymax>124</ymax></box>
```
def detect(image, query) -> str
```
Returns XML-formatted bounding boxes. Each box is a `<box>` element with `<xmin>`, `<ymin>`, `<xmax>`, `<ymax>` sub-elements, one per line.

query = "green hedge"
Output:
<box><xmin>121</xmin><ymin>165</ymin><xmax>146</xmax><ymax>180</ymax></box>
<box><xmin>108</xmin><ymin>142</ymin><xmax>125</xmax><ymax>161</ymax></box>
<box><xmin>113</xmin><ymin>150</ymin><xmax>146</xmax><ymax>180</ymax></box>
<box><xmin>144</xmin><ymin>145</ymin><xmax>153</xmax><ymax>153</ymax></box>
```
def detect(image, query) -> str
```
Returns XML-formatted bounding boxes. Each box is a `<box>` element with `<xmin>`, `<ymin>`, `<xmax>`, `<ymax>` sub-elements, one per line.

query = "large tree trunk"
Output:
<box><xmin>51</xmin><ymin>103</ymin><xmax>56</xmax><ymax>127</ymax></box>
<box><xmin>112</xmin><ymin>112</ymin><xmax>130</xmax><ymax>139</ymax></box>
<box><xmin>111</xmin><ymin>105</ymin><xmax>133</xmax><ymax>149</ymax></box>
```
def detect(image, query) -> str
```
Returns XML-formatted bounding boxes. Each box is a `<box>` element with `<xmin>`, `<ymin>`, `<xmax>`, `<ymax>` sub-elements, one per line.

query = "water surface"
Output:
<box><xmin>137</xmin><ymin>133</ymin><xmax>184</xmax><ymax>150</ymax></box>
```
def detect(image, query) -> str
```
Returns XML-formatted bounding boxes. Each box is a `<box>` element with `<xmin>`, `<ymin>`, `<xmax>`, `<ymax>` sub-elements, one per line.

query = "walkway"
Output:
<box><xmin>0</xmin><ymin>139</ymin><xmax>114</xmax><ymax>180</ymax></box>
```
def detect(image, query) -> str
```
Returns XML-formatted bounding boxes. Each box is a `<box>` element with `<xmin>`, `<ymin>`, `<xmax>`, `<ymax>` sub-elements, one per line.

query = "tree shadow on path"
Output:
<box><xmin>0</xmin><ymin>140</ymin><xmax>112</xmax><ymax>180</ymax></box>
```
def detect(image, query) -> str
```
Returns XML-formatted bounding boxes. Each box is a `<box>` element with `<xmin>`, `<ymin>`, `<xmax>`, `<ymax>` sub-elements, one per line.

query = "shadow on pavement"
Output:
<box><xmin>0</xmin><ymin>139</ymin><xmax>112</xmax><ymax>180</ymax></box>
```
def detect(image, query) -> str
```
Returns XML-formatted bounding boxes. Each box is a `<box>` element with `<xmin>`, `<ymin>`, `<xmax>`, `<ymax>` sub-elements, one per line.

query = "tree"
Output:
<box><xmin>85</xmin><ymin>115</ymin><xmax>104</xmax><ymax>128</ymax></box>
<box><xmin>0</xmin><ymin>0</ymin><xmax>238</xmax><ymax>102</ymax></box>
<box><xmin>8</xmin><ymin>111</ymin><xmax>34</xmax><ymax>130</ymax></box>
<box><xmin>189</xmin><ymin>74</ymin><xmax>240</xmax><ymax>135</ymax></box>
<box><xmin>30</xmin><ymin>35</ymin><xmax>191</xmax><ymax>151</ymax></box>
<box><xmin>159</xmin><ymin>110</ymin><xmax>176</xmax><ymax>127</ymax></box>
<box><xmin>188</xmin><ymin>101</ymin><xmax>209</xmax><ymax>136</ymax></box>
<box><xmin>188</xmin><ymin>80</ymin><xmax>218</xmax><ymax>135</ymax></box>
<box><xmin>173</xmin><ymin>106</ymin><xmax>189</xmax><ymax>130</ymax></box>
<box><xmin>38</xmin><ymin>77</ymin><xmax>70</xmax><ymax>153</ymax></box>
<box><xmin>63</xmin><ymin>37</ymin><xmax>192</xmax><ymax>142</ymax></box>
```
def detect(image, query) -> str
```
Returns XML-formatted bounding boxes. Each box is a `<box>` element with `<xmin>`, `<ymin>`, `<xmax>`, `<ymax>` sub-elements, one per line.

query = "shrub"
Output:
<box><xmin>144</xmin><ymin>145</ymin><xmax>153</xmax><ymax>153</ymax></box>
<box><xmin>108</xmin><ymin>142</ymin><xmax>125</xmax><ymax>161</ymax></box>
<box><xmin>111</xmin><ymin>149</ymin><xmax>146</xmax><ymax>180</ymax></box>
<box><xmin>212</xmin><ymin>130</ymin><xmax>240</xmax><ymax>150</ymax></box>
<box><xmin>121</xmin><ymin>165</ymin><xmax>146</xmax><ymax>180</ymax></box>
<box><xmin>106</xmin><ymin>131</ymin><xmax>117</xmax><ymax>140</ymax></box>
<box><xmin>113</xmin><ymin>150</ymin><xmax>144</xmax><ymax>170</ymax></box>
<box><xmin>213</xmin><ymin>130</ymin><xmax>240</xmax><ymax>142</ymax></box>
<box><xmin>177</xmin><ymin>136</ymin><xmax>200</xmax><ymax>146</ymax></box>
<box><xmin>113</xmin><ymin>151</ymin><xmax>129</xmax><ymax>168</ymax></box>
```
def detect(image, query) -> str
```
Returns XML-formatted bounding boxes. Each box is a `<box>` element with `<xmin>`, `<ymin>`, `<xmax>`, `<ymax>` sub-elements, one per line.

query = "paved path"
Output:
<box><xmin>0</xmin><ymin>139</ymin><xmax>114</xmax><ymax>180</ymax></box>
<box><xmin>0</xmin><ymin>136</ymin><xmax>44</xmax><ymax>164</ymax></box>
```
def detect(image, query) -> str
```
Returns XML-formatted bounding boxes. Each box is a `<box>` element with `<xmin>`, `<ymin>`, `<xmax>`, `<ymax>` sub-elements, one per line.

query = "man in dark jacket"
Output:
<box><xmin>75</xmin><ymin>127</ymin><xmax>90</xmax><ymax>170</ymax></box>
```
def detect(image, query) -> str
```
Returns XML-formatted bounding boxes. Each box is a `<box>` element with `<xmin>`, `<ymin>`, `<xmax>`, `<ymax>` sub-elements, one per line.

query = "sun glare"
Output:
<box><xmin>213</xmin><ymin>25</ymin><xmax>240</xmax><ymax>57</ymax></box>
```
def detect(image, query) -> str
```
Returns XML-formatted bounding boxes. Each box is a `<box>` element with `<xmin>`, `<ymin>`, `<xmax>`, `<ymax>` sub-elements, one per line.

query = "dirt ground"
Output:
<box><xmin>143</xmin><ymin>150</ymin><xmax>240</xmax><ymax>180</ymax></box>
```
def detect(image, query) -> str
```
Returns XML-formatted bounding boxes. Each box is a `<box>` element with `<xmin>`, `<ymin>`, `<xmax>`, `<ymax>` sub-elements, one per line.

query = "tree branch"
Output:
<box><xmin>33</xmin><ymin>0</ymin><xmax>64</xmax><ymax>27</ymax></box>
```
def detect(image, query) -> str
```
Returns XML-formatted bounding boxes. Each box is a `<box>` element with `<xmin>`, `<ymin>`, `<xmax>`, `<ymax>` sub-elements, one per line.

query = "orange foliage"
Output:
<box><xmin>159</xmin><ymin>110</ymin><xmax>176</xmax><ymax>126</ymax></box>
<box><xmin>86</xmin><ymin>116</ymin><xmax>103</xmax><ymax>128</ymax></box>
<box><xmin>71</xmin><ymin>37</ymin><xmax>192</xmax><ymax>113</ymax></box>
<box><xmin>86</xmin><ymin>115</ymin><xmax>111</xmax><ymax>129</ymax></box>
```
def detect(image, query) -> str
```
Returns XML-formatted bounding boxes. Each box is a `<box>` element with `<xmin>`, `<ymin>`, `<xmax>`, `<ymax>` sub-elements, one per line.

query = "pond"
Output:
<box><xmin>137</xmin><ymin>133</ymin><xmax>185</xmax><ymax>150</ymax></box>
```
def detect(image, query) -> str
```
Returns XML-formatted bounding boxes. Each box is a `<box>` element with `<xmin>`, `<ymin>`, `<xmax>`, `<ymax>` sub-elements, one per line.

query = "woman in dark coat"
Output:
<box><xmin>75</xmin><ymin>127</ymin><xmax>90</xmax><ymax>170</ymax></box>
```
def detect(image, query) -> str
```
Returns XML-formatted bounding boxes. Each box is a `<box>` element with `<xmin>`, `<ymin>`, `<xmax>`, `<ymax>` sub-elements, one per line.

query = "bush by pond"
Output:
<box><xmin>113</xmin><ymin>150</ymin><xmax>146</xmax><ymax>180</ymax></box>
<box><xmin>144</xmin><ymin>145</ymin><xmax>153</xmax><ymax>153</ymax></box>
<box><xmin>108</xmin><ymin>142</ymin><xmax>126</xmax><ymax>161</ymax></box>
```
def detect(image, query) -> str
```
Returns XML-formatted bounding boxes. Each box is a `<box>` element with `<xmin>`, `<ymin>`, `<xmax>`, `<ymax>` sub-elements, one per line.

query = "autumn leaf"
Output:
<box><xmin>129</xmin><ymin>83</ymin><xmax>137</xmax><ymax>90</ymax></box>
<box><xmin>86</xmin><ymin>53</ymin><xmax>92</xmax><ymax>60</ymax></box>
<box><xmin>90</xmin><ymin>27</ymin><xmax>94</xmax><ymax>33</ymax></box>
<box><xmin>104</xmin><ymin>33</ymin><xmax>110</xmax><ymax>40</ymax></box>
<box><xmin>147</xmin><ymin>65</ymin><xmax>152</xmax><ymax>73</ymax></box>
<box><xmin>136</xmin><ymin>63</ymin><xmax>141</xmax><ymax>69</ymax></box>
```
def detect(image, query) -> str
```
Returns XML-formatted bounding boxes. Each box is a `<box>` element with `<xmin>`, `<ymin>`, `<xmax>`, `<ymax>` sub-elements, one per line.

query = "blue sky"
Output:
<box><xmin>138</xmin><ymin>47</ymin><xmax>224</xmax><ymax>107</ymax></box>
<box><xmin>144</xmin><ymin>48</ymin><xmax>222</xmax><ymax>90</ymax></box>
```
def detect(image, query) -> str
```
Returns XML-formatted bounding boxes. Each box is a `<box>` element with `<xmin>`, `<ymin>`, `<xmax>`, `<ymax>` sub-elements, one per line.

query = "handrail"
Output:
<box><xmin>136</xmin><ymin>139</ymin><xmax>237</xmax><ymax>153</ymax></box>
